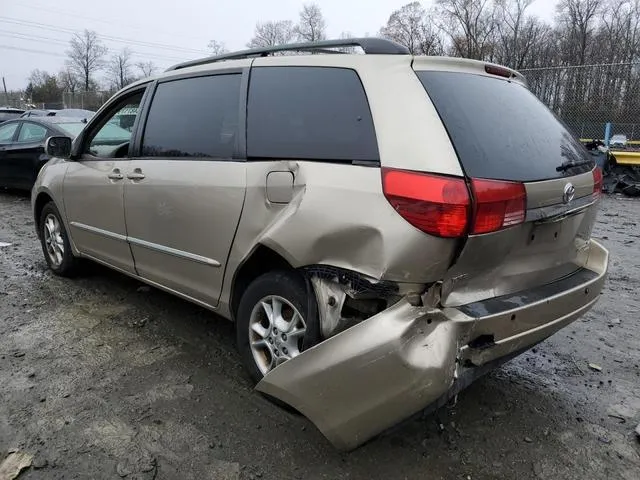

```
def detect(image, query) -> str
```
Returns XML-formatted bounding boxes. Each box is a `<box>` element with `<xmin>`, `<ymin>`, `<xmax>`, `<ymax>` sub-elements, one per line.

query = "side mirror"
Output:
<box><xmin>45</xmin><ymin>136</ymin><xmax>72</xmax><ymax>158</ymax></box>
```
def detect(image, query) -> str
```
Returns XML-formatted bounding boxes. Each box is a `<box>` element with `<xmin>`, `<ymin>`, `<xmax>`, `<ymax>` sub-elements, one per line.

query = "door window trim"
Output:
<box><xmin>132</xmin><ymin>67</ymin><xmax>248</xmax><ymax>161</ymax></box>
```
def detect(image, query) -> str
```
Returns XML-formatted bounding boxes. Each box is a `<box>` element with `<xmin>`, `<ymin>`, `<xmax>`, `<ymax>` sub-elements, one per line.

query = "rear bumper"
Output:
<box><xmin>257</xmin><ymin>240</ymin><xmax>608</xmax><ymax>450</ymax></box>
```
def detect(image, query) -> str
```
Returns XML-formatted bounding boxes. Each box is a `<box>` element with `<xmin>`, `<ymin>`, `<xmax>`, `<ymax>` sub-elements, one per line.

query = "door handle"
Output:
<box><xmin>127</xmin><ymin>168</ymin><xmax>145</xmax><ymax>181</ymax></box>
<box><xmin>107</xmin><ymin>169</ymin><xmax>123</xmax><ymax>180</ymax></box>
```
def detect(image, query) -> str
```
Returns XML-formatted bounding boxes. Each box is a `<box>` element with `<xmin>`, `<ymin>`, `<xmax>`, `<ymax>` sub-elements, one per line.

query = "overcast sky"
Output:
<box><xmin>1</xmin><ymin>0</ymin><xmax>559</xmax><ymax>91</ymax></box>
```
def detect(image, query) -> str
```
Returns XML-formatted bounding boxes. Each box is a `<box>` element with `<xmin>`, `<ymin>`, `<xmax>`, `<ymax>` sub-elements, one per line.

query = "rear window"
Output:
<box><xmin>416</xmin><ymin>71</ymin><xmax>592</xmax><ymax>182</ymax></box>
<box><xmin>247</xmin><ymin>67</ymin><xmax>379</xmax><ymax>163</ymax></box>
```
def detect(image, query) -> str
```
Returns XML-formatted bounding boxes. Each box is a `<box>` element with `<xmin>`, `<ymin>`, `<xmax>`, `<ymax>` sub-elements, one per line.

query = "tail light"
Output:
<box><xmin>382</xmin><ymin>168</ymin><xmax>470</xmax><ymax>238</ymax></box>
<box><xmin>592</xmin><ymin>167</ymin><xmax>603</xmax><ymax>198</ymax></box>
<box><xmin>470</xmin><ymin>179</ymin><xmax>526</xmax><ymax>234</ymax></box>
<box><xmin>382</xmin><ymin>168</ymin><xmax>527</xmax><ymax>238</ymax></box>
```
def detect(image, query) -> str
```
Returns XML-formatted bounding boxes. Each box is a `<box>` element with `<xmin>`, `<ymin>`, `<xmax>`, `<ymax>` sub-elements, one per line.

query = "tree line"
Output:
<box><xmin>24</xmin><ymin>30</ymin><xmax>157</xmax><ymax>108</ymax></box>
<box><xmin>24</xmin><ymin>0</ymin><xmax>640</xmax><ymax>134</ymax></box>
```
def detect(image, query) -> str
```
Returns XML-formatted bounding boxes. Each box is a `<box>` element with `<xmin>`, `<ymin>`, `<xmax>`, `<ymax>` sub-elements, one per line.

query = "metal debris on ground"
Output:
<box><xmin>0</xmin><ymin>242</ymin><xmax>11</xmax><ymax>248</ymax></box>
<box><xmin>588</xmin><ymin>363</ymin><xmax>603</xmax><ymax>372</ymax></box>
<box><xmin>586</xmin><ymin>141</ymin><xmax>640</xmax><ymax>197</ymax></box>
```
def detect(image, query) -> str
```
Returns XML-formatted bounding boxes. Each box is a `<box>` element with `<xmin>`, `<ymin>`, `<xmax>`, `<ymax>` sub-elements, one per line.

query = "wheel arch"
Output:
<box><xmin>33</xmin><ymin>191</ymin><xmax>55</xmax><ymax>239</ymax></box>
<box><xmin>230</xmin><ymin>244</ymin><xmax>299</xmax><ymax>322</ymax></box>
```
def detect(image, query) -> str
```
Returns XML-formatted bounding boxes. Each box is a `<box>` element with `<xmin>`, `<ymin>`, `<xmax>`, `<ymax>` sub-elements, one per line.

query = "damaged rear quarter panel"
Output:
<box><xmin>218</xmin><ymin>161</ymin><xmax>459</xmax><ymax>315</ymax></box>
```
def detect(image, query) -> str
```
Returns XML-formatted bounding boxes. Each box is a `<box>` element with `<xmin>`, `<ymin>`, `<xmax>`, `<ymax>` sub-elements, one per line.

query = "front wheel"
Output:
<box><xmin>236</xmin><ymin>270</ymin><xmax>320</xmax><ymax>384</ymax></box>
<box><xmin>39</xmin><ymin>202</ymin><xmax>79</xmax><ymax>276</ymax></box>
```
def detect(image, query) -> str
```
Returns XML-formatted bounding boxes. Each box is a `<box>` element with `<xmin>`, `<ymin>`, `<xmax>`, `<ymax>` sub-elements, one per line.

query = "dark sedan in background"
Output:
<box><xmin>0</xmin><ymin>117</ymin><xmax>84</xmax><ymax>190</ymax></box>
<box><xmin>0</xmin><ymin>115</ymin><xmax>131</xmax><ymax>190</ymax></box>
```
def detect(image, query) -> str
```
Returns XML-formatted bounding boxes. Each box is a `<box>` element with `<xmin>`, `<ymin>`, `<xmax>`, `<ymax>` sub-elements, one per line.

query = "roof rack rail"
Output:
<box><xmin>166</xmin><ymin>37</ymin><xmax>410</xmax><ymax>71</ymax></box>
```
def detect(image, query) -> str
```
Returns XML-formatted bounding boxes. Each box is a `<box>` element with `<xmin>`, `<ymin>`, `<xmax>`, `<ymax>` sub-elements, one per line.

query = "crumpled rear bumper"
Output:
<box><xmin>256</xmin><ymin>240</ymin><xmax>608</xmax><ymax>450</ymax></box>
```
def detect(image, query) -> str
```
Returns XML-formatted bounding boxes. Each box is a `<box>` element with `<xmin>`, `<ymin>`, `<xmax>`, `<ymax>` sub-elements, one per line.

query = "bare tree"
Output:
<box><xmin>107</xmin><ymin>48</ymin><xmax>135</xmax><ymax>90</ymax></box>
<box><xmin>494</xmin><ymin>0</ymin><xmax>549</xmax><ymax>69</ymax></box>
<box><xmin>437</xmin><ymin>0</ymin><xmax>498</xmax><ymax>59</ymax></box>
<box><xmin>295</xmin><ymin>3</ymin><xmax>327</xmax><ymax>42</ymax></box>
<box><xmin>66</xmin><ymin>29</ymin><xmax>108</xmax><ymax>92</ymax></box>
<box><xmin>247</xmin><ymin>20</ymin><xmax>295</xmax><ymax>48</ymax></box>
<box><xmin>556</xmin><ymin>0</ymin><xmax>602</xmax><ymax>65</ymax></box>
<box><xmin>380</xmin><ymin>2</ymin><xmax>444</xmax><ymax>55</ymax></box>
<box><xmin>58</xmin><ymin>68</ymin><xmax>80</xmax><ymax>94</ymax></box>
<box><xmin>207</xmin><ymin>40</ymin><xmax>228</xmax><ymax>55</ymax></box>
<box><xmin>136</xmin><ymin>61</ymin><xmax>157</xmax><ymax>78</ymax></box>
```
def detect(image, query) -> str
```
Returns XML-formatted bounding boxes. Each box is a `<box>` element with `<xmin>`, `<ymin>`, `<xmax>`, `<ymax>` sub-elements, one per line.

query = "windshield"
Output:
<box><xmin>57</xmin><ymin>122</ymin><xmax>86</xmax><ymax>137</ymax></box>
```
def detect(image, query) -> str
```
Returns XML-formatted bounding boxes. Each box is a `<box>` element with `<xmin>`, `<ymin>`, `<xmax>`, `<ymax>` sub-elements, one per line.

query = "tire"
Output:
<box><xmin>39</xmin><ymin>201</ymin><xmax>79</xmax><ymax>277</ymax></box>
<box><xmin>236</xmin><ymin>270</ymin><xmax>321</xmax><ymax>385</ymax></box>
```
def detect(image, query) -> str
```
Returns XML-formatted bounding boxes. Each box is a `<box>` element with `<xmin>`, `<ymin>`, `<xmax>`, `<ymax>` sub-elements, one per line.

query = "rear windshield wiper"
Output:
<box><xmin>556</xmin><ymin>160</ymin><xmax>593</xmax><ymax>172</ymax></box>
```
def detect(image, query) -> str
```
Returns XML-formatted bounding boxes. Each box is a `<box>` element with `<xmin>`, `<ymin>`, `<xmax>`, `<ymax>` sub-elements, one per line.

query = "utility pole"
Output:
<box><xmin>2</xmin><ymin>77</ymin><xmax>8</xmax><ymax>105</ymax></box>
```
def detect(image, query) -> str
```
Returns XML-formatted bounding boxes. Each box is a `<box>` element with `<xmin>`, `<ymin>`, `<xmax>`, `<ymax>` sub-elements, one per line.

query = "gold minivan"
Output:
<box><xmin>32</xmin><ymin>38</ymin><xmax>608</xmax><ymax>450</ymax></box>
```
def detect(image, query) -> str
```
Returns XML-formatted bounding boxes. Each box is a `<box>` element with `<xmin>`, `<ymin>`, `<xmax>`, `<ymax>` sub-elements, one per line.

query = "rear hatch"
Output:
<box><xmin>412</xmin><ymin>63</ymin><xmax>602</xmax><ymax>306</ymax></box>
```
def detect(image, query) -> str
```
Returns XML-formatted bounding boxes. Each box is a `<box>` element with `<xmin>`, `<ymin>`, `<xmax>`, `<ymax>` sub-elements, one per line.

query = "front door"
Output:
<box><xmin>0</xmin><ymin>122</ymin><xmax>20</xmax><ymax>187</ymax></box>
<box><xmin>124</xmin><ymin>73</ymin><xmax>247</xmax><ymax>307</ymax></box>
<box><xmin>63</xmin><ymin>88</ymin><xmax>147</xmax><ymax>274</ymax></box>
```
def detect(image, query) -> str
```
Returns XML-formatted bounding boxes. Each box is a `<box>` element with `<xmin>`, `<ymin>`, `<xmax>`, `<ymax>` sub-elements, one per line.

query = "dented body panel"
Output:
<box><xmin>258</xmin><ymin>240</ymin><xmax>608</xmax><ymax>450</ymax></box>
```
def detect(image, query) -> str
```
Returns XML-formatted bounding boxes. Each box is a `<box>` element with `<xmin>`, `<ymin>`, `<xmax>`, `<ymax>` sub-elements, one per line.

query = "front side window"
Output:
<box><xmin>17</xmin><ymin>122</ymin><xmax>48</xmax><ymax>143</ymax></box>
<box><xmin>84</xmin><ymin>91</ymin><xmax>143</xmax><ymax>158</ymax></box>
<box><xmin>140</xmin><ymin>74</ymin><xmax>241</xmax><ymax>159</ymax></box>
<box><xmin>0</xmin><ymin>123</ymin><xmax>19</xmax><ymax>143</ymax></box>
<box><xmin>247</xmin><ymin>67</ymin><xmax>379</xmax><ymax>163</ymax></box>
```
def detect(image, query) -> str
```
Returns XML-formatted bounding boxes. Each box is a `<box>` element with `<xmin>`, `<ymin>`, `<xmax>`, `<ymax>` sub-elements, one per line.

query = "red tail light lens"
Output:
<box><xmin>470</xmin><ymin>179</ymin><xmax>526</xmax><ymax>234</ymax></box>
<box><xmin>382</xmin><ymin>168</ymin><xmax>470</xmax><ymax>238</ymax></box>
<box><xmin>592</xmin><ymin>167</ymin><xmax>603</xmax><ymax>197</ymax></box>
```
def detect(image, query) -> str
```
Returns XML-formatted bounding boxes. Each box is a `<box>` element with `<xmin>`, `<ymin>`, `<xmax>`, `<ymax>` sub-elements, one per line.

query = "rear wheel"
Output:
<box><xmin>39</xmin><ymin>202</ymin><xmax>79</xmax><ymax>276</ymax></box>
<box><xmin>236</xmin><ymin>270</ymin><xmax>320</xmax><ymax>384</ymax></box>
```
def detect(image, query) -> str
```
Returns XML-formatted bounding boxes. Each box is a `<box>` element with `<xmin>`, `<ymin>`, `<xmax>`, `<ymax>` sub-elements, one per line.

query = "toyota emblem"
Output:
<box><xmin>563</xmin><ymin>183</ymin><xmax>575</xmax><ymax>204</ymax></box>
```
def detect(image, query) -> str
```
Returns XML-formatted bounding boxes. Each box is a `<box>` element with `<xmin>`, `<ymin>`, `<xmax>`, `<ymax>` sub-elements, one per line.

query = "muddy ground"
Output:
<box><xmin>0</xmin><ymin>191</ymin><xmax>639</xmax><ymax>480</ymax></box>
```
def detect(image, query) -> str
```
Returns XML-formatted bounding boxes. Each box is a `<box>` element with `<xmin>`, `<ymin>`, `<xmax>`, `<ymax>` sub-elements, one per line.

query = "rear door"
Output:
<box><xmin>124</xmin><ymin>70</ymin><xmax>247</xmax><ymax>308</ymax></box>
<box><xmin>414</xmin><ymin>67</ymin><xmax>599</xmax><ymax>306</ymax></box>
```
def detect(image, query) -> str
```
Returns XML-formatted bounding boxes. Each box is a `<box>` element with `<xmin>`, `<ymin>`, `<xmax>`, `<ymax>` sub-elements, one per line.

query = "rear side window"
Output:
<box><xmin>416</xmin><ymin>71</ymin><xmax>592</xmax><ymax>182</ymax></box>
<box><xmin>17</xmin><ymin>122</ymin><xmax>48</xmax><ymax>143</ymax></box>
<box><xmin>141</xmin><ymin>74</ymin><xmax>241</xmax><ymax>158</ymax></box>
<box><xmin>247</xmin><ymin>67</ymin><xmax>379</xmax><ymax>163</ymax></box>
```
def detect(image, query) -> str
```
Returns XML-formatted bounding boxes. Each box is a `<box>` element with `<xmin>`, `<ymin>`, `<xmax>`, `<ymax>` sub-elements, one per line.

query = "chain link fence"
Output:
<box><xmin>522</xmin><ymin>63</ymin><xmax>640</xmax><ymax>144</ymax></box>
<box><xmin>62</xmin><ymin>91</ymin><xmax>111</xmax><ymax>111</ymax></box>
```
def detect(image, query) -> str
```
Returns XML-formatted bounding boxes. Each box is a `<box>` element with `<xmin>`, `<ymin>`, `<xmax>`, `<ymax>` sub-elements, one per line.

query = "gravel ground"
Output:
<box><xmin>0</xmin><ymin>191</ymin><xmax>639</xmax><ymax>480</ymax></box>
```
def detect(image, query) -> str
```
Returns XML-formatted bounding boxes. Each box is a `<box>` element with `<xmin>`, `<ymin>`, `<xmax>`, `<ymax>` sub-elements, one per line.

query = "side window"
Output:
<box><xmin>0</xmin><ymin>123</ymin><xmax>19</xmax><ymax>143</ymax></box>
<box><xmin>140</xmin><ymin>74</ymin><xmax>241</xmax><ymax>159</ymax></box>
<box><xmin>17</xmin><ymin>122</ymin><xmax>47</xmax><ymax>143</ymax></box>
<box><xmin>84</xmin><ymin>91</ymin><xmax>144</xmax><ymax>158</ymax></box>
<box><xmin>247</xmin><ymin>67</ymin><xmax>379</xmax><ymax>162</ymax></box>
